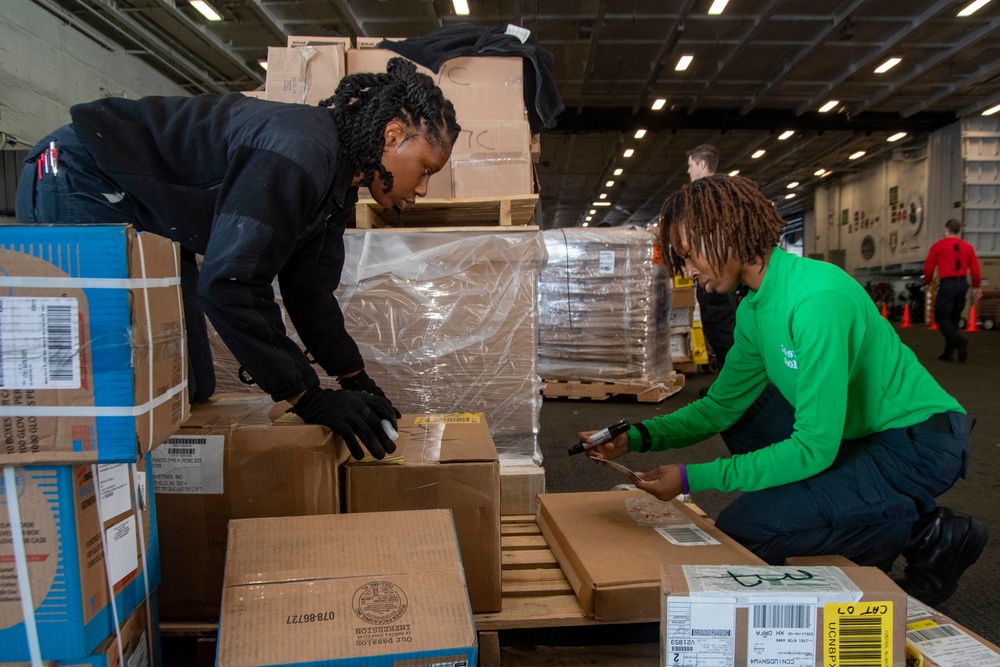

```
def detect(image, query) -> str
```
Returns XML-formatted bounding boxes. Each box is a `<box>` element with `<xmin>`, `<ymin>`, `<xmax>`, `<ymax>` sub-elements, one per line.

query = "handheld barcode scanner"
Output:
<box><xmin>567</xmin><ymin>419</ymin><xmax>631</xmax><ymax>456</ymax></box>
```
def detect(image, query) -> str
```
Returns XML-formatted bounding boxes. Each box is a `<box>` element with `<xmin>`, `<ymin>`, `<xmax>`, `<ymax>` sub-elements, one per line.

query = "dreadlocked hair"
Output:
<box><xmin>318</xmin><ymin>58</ymin><xmax>461</xmax><ymax>192</ymax></box>
<box><xmin>658</xmin><ymin>174</ymin><xmax>784</xmax><ymax>277</ymax></box>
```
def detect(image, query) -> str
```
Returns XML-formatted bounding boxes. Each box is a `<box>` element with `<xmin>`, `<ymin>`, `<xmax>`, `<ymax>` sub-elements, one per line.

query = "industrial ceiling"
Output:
<box><xmin>34</xmin><ymin>0</ymin><xmax>1000</xmax><ymax>228</ymax></box>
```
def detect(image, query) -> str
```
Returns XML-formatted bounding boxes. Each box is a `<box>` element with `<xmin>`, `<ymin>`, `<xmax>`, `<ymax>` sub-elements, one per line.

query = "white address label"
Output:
<box><xmin>0</xmin><ymin>297</ymin><xmax>81</xmax><ymax>389</ymax></box>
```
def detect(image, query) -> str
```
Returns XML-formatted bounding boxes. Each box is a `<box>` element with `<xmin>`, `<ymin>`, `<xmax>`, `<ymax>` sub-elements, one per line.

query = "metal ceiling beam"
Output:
<box><xmin>631</xmin><ymin>0</ymin><xmax>694</xmax><ymax>115</ymax></box>
<box><xmin>32</xmin><ymin>0</ymin><xmax>117</xmax><ymax>50</ymax></box>
<box><xmin>244</xmin><ymin>0</ymin><xmax>290</xmax><ymax>44</ymax></box>
<box><xmin>855</xmin><ymin>16</ymin><xmax>1000</xmax><ymax>114</ymax></box>
<box><xmin>575</xmin><ymin>0</ymin><xmax>607</xmax><ymax>114</ymax></box>
<box><xmin>795</xmin><ymin>0</ymin><xmax>953</xmax><ymax>116</ymax></box>
<box><xmin>741</xmin><ymin>0</ymin><xmax>867</xmax><ymax>115</ymax></box>
<box><xmin>903</xmin><ymin>55</ymin><xmax>1000</xmax><ymax>117</ymax></box>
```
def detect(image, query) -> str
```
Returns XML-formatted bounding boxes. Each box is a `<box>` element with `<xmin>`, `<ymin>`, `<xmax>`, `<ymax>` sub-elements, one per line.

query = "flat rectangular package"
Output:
<box><xmin>216</xmin><ymin>510</ymin><xmax>477</xmax><ymax>667</ymax></box>
<box><xmin>0</xmin><ymin>224</ymin><xmax>187</xmax><ymax>465</ymax></box>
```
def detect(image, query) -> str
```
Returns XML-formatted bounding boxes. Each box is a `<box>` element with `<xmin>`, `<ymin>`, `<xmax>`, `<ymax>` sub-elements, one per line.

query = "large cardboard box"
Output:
<box><xmin>660</xmin><ymin>564</ymin><xmax>906</xmax><ymax>667</ymax></box>
<box><xmin>905</xmin><ymin>595</ymin><xmax>1000</xmax><ymax>666</ymax></box>
<box><xmin>536</xmin><ymin>491</ymin><xmax>765</xmax><ymax>622</ymax></box>
<box><xmin>152</xmin><ymin>394</ymin><xmax>344</xmax><ymax>621</ymax></box>
<box><xmin>216</xmin><ymin>511</ymin><xmax>478</xmax><ymax>667</ymax></box>
<box><xmin>0</xmin><ymin>225</ymin><xmax>187</xmax><ymax>465</ymax></box>
<box><xmin>343</xmin><ymin>413</ymin><xmax>501</xmax><ymax>613</ymax></box>
<box><xmin>0</xmin><ymin>458</ymin><xmax>160</xmax><ymax>661</ymax></box>
<box><xmin>265</xmin><ymin>44</ymin><xmax>345</xmax><ymax>107</ymax></box>
<box><xmin>286</xmin><ymin>35</ymin><xmax>352</xmax><ymax>50</ymax></box>
<box><xmin>451</xmin><ymin>119</ymin><xmax>533</xmax><ymax>198</ymax></box>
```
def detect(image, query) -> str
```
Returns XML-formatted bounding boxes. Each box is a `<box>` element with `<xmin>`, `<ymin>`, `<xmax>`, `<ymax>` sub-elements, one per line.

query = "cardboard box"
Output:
<box><xmin>426</xmin><ymin>119</ymin><xmax>533</xmax><ymax>198</ymax></box>
<box><xmin>671</xmin><ymin>331</ymin><xmax>693</xmax><ymax>362</ymax></box>
<box><xmin>0</xmin><ymin>595</ymin><xmax>161</xmax><ymax>667</ymax></box>
<box><xmin>0</xmin><ymin>457</ymin><xmax>160</xmax><ymax>661</ymax></box>
<box><xmin>152</xmin><ymin>394</ymin><xmax>345</xmax><ymax>622</ymax></box>
<box><xmin>343</xmin><ymin>413</ymin><xmax>501</xmax><ymax>613</ymax></box>
<box><xmin>668</xmin><ymin>306</ymin><xmax>693</xmax><ymax>328</ymax></box>
<box><xmin>905</xmin><ymin>595</ymin><xmax>1000</xmax><ymax>666</ymax></box>
<box><xmin>265</xmin><ymin>45</ymin><xmax>345</xmax><ymax>107</ymax></box>
<box><xmin>660</xmin><ymin>564</ymin><xmax>906</xmax><ymax>667</ymax></box>
<box><xmin>0</xmin><ymin>225</ymin><xmax>187</xmax><ymax>465</ymax></box>
<box><xmin>347</xmin><ymin>50</ymin><xmax>525</xmax><ymax>121</ymax></box>
<box><xmin>286</xmin><ymin>35</ymin><xmax>352</xmax><ymax>50</ymax></box>
<box><xmin>216</xmin><ymin>511</ymin><xmax>478</xmax><ymax>667</ymax></box>
<box><xmin>356</xmin><ymin>36</ymin><xmax>403</xmax><ymax>49</ymax></box>
<box><xmin>672</xmin><ymin>286</ymin><xmax>696</xmax><ymax>309</ymax></box>
<box><xmin>536</xmin><ymin>491</ymin><xmax>765</xmax><ymax>622</ymax></box>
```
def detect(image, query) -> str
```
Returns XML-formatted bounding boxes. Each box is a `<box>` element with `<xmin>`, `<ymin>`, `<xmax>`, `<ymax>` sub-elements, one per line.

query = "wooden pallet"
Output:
<box><xmin>355</xmin><ymin>195</ymin><xmax>539</xmax><ymax>229</ymax></box>
<box><xmin>541</xmin><ymin>374</ymin><xmax>685</xmax><ymax>403</ymax></box>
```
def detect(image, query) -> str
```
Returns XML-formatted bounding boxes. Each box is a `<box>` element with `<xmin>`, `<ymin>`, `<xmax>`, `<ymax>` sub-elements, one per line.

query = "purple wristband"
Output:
<box><xmin>677</xmin><ymin>463</ymin><xmax>690</xmax><ymax>495</ymax></box>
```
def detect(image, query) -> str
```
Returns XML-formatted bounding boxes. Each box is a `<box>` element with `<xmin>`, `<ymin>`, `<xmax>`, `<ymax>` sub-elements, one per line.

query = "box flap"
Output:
<box><xmin>351</xmin><ymin>414</ymin><xmax>498</xmax><ymax>465</ymax></box>
<box><xmin>180</xmin><ymin>394</ymin><xmax>284</xmax><ymax>429</ymax></box>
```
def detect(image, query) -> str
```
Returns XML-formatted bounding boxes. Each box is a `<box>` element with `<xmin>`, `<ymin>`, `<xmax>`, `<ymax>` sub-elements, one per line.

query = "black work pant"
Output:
<box><xmin>15</xmin><ymin>124</ymin><xmax>216</xmax><ymax>403</ymax></box>
<box><xmin>935</xmin><ymin>278</ymin><xmax>969</xmax><ymax>357</ymax></box>
<box><xmin>695</xmin><ymin>283</ymin><xmax>738</xmax><ymax>367</ymax></box>
<box><xmin>715</xmin><ymin>383</ymin><xmax>972</xmax><ymax>570</ymax></box>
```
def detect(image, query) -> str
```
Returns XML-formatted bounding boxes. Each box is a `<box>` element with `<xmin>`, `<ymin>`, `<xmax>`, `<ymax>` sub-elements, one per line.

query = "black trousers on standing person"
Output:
<box><xmin>696</xmin><ymin>283</ymin><xmax>739</xmax><ymax>368</ymax></box>
<box><xmin>935</xmin><ymin>277</ymin><xmax>969</xmax><ymax>360</ymax></box>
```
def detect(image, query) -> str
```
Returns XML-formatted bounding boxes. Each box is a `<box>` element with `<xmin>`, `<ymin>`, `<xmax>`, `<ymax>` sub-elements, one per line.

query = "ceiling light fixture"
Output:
<box><xmin>958</xmin><ymin>0</ymin><xmax>992</xmax><ymax>17</ymax></box>
<box><xmin>814</xmin><ymin>168</ymin><xmax>827</xmax><ymax>176</ymax></box>
<box><xmin>586</xmin><ymin>216</ymin><xmax>593</xmax><ymax>221</ymax></box>
<box><xmin>614</xmin><ymin>168</ymin><xmax>623</xmax><ymax>176</ymax></box>
<box><xmin>590</xmin><ymin>209</ymin><xmax>597</xmax><ymax>215</ymax></box>
<box><xmin>582</xmin><ymin>222</ymin><xmax>589</xmax><ymax>227</ymax></box>
<box><xmin>599</xmin><ymin>193</ymin><xmax>607</xmax><ymax>200</ymax></box>
<box><xmin>452</xmin><ymin>0</ymin><xmax>470</xmax><ymax>16</ymax></box>
<box><xmin>593</xmin><ymin>202</ymin><xmax>611</xmax><ymax>207</ymax></box>
<box><xmin>729</xmin><ymin>170</ymin><xmax>740</xmax><ymax>176</ymax></box>
<box><xmin>874</xmin><ymin>57</ymin><xmax>902</xmax><ymax>74</ymax></box>
<box><xmin>849</xmin><ymin>150</ymin><xmax>866</xmax><ymax>160</ymax></box>
<box><xmin>189</xmin><ymin>0</ymin><xmax>223</xmax><ymax>21</ymax></box>
<box><xmin>675</xmin><ymin>55</ymin><xmax>694</xmax><ymax>71</ymax></box>
<box><xmin>606</xmin><ymin>180</ymin><xmax>615</xmax><ymax>187</ymax></box>
<box><xmin>982</xmin><ymin>103</ymin><xmax>1000</xmax><ymax>116</ymax></box>
<box><xmin>752</xmin><ymin>149</ymin><xmax>766</xmax><ymax>159</ymax></box>
<box><xmin>623</xmin><ymin>149</ymin><xmax>634</xmax><ymax>158</ymax></box>
<box><xmin>818</xmin><ymin>100</ymin><xmax>839</xmax><ymax>113</ymax></box>
<box><xmin>634</xmin><ymin>129</ymin><xmax>647</xmax><ymax>139</ymax></box>
<box><xmin>651</xmin><ymin>99</ymin><xmax>667</xmax><ymax>111</ymax></box>
<box><xmin>887</xmin><ymin>132</ymin><xmax>908</xmax><ymax>142</ymax></box>
<box><xmin>785</xmin><ymin>193</ymin><xmax>796</xmax><ymax>200</ymax></box>
<box><xmin>778</xmin><ymin>130</ymin><xmax>795</xmax><ymax>140</ymax></box>
<box><xmin>258</xmin><ymin>60</ymin><xmax>268</xmax><ymax>71</ymax></box>
<box><xmin>708</xmin><ymin>0</ymin><xmax>729</xmax><ymax>14</ymax></box>
<box><xmin>787</xmin><ymin>181</ymin><xmax>799</xmax><ymax>189</ymax></box>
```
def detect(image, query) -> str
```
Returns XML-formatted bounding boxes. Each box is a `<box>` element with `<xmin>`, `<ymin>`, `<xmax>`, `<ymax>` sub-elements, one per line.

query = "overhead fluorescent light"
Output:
<box><xmin>819</xmin><ymin>100</ymin><xmax>839</xmax><ymax>113</ymax></box>
<box><xmin>582</xmin><ymin>222</ymin><xmax>589</xmax><ymax>227</ymax></box>
<box><xmin>585</xmin><ymin>216</ymin><xmax>593</xmax><ymax>221</ymax></box>
<box><xmin>728</xmin><ymin>170</ymin><xmax>740</xmax><ymax>176</ymax></box>
<box><xmin>982</xmin><ymin>103</ymin><xmax>1000</xmax><ymax>116</ymax></box>
<box><xmin>452</xmin><ymin>0</ymin><xmax>470</xmax><ymax>16</ymax></box>
<box><xmin>614</xmin><ymin>168</ymin><xmax>623</xmax><ymax>176</ymax></box>
<box><xmin>874</xmin><ymin>57</ymin><xmax>902</xmax><ymax>74</ymax></box>
<box><xmin>849</xmin><ymin>150</ymin><xmax>866</xmax><ymax>160</ymax></box>
<box><xmin>258</xmin><ymin>60</ymin><xmax>268</xmax><ymax>71</ymax></box>
<box><xmin>189</xmin><ymin>0</ymin><xmax>222</xmax><ymax>21</ymax></box>
<box><xmin>708</xmin><ymin>0</ymin><xmax>729</xmax><ymax>14</ymax></box>
<box><xmin>814</xmin><ymin>168</ymin><xmax>827</xmax><ymax>176</ymax></box>
<box><xmin>752</xmin><ymin>149</ymin><xmax>766</xmax><ymax>159</ymax></box>
<box><xmin>958</xmin><ymin>0</ymin><xmax>992</xmax><ymax>17</ymax></box>
<box><xmin>787</xmin><ymin>181</ymin><xmax>799</xmax><ymax>189</ymax></box>
<box><xmin>785</xmin><ymin>193</ymin><xmax>796</xmax><ymax>200</ymax></box>
<box><xmin>651</xmin><ymin>98</ymin><xmax>667</xmax><ymax>111</ymax></box>
<box><xmin>599</xmin><ymin>193</ymin><xmax>607</xmax><ymax>200</ymax></box>
<box><xmin>887</xmin><ymin>132</ymin><xmax>908</xmax><ymax>142</ymax></box>
<box><xmin>593</xmin><ymin>202</ymin><xmax>612</xmax><ymax>207</ymax></box>
<box><xmin>623</xmin><ymin>149</ymin><xmax>634</xmax><ymax>158</ymax></box>
<box><xmin>675</xmin><ymin>55</ymin><xmax>694</xmax><ymax>71</ymax></box>
<box><xmin>778</xmin><ymin>130</ymin><xmax>795</xmax><ymax>140</ymax></box>
<box><xmin>589</xmin><ymin>209</ymin><xmax>597</xmax><ymax>215</ymax></box>
<box><xmin>634</xmin><ymin>129</ymin><xmax>647</xmax><ymax>139</ymax></box>
<box><xmin>820</xmin><ymin>170</ymin><xmax>831</xmax><ymax>177</ymax></box>
<box><xmin>606</xmin><ymin>180</ymin><xmax>615</xmax><ymax>187</ymax></box>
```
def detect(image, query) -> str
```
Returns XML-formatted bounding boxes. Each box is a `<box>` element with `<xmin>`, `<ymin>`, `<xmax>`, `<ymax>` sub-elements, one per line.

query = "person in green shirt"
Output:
<box><xmin>584</xmin><ymin>175</ymin><xmax>987</xmax><ymax>606</ymax></box>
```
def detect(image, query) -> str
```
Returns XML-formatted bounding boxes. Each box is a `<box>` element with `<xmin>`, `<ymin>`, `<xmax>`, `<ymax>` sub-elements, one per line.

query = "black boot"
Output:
<box><xmin>896</xmin><ymin>507</ymin><xmax>988</xmax><ymax>607</ymax></box>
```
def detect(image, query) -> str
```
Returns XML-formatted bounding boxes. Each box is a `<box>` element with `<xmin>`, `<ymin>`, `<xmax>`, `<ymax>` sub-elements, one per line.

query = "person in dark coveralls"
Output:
<box><xmin>923</xmin><ymin>218</ymin><xmax>982</xmax><ymax>362</ymax></box>
<box><xmin>16</xmin><ymin>58</ymin><xmax>460</xmax><ymax>460</ymax></box>
<box><xmin>583</xmin><ymin>175</ymin><xmax>988</xmax><ymax>607</ymax></box>
<box><xmin>686</xmin><ymin>144</ymin><xmax>739</xmax><ymax>373</ymax></box>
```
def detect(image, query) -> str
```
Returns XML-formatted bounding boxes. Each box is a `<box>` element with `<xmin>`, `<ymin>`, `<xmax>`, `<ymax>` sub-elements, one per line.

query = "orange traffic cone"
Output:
<box><xmin>966</xmin><ymin>305</ymin><xmax>979</xmax><ymax>332</ymax></box>
<box><xmin>880</xmin><ymin>303</ymin><xmax>889</xmax><ymax>319</ymax></box>
<box><xmin>901</xmin><ymin>304</ymin><xmax>911</xmax><ymax>328</ymax></box>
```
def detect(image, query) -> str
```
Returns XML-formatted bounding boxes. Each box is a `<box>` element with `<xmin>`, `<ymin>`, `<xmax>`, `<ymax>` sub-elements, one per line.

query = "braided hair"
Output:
<box><xmin>319</xmin><ymin>58</ymin><xmax>461</xmax><ymax>192</ymax></box>
<box><xmin>659</xmin><ymin>174</ymin><xmax>783</xmax><ymax>276</ymax></box>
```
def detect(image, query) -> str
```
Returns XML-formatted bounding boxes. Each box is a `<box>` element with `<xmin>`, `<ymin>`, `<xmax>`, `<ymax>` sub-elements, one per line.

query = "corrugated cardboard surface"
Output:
<box><xmin>153</xmin><ymin>395</ymin><xmax>343</xmax><ymax>622</ymax></box>
<box><xmin>343</xmin><ymin>413</ymin><xmax>501</xmax><ymax>613</ymax></box>
<box><xmin>661</xmin><ymin>564</ymin><xmax>907</xmax><ymax>667</ymax></box>
<box><xmin>536</xmin><ymin>491</ymin><xmax>765</xmax><ymax>622</ymax></box>
<box><xmin>217</xmin><ymin>511</ymin><xmax>477</xmax><ymax>667</ymax></box>
<box><xmin>265</xmin><ymin>45</ymin><xmax>344</xmax><ymax>107</ymax></box>
<box><xmin>0</xmin><ymin>225</ymin><xmax>187</xmax><ymax>465</ymax></box>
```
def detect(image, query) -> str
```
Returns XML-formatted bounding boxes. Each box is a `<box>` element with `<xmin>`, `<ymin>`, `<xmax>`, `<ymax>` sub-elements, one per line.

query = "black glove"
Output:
<box><xmin>338</xmin><ymin>369</ymin><xmax>401</xmax><ymax>418</ymax></box>
<box><xmin>289</xmin><ymin>387</ymin><xmax>398</xmax><ymax>460</ymax></box>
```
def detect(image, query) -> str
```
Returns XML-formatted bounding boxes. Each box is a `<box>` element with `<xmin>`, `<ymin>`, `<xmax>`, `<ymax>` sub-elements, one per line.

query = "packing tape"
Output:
<box><xmin>92</xmin><ymin>464</ymin><xmax>126</xmax><ymax>667</ymax></box>
<box><xmin>3</xmin><ymin>466</ymin><xmax>44</xmax><ymax>667</ymax></box>
<box><xmin>0</xmin><ymin>276</ymin><xmax>180</xmax><ymax>289</ymax></box>
<box><xmin>0</xmin><ymin>379</ymin><xmax>187</xmax><ymax>417</ymax></box>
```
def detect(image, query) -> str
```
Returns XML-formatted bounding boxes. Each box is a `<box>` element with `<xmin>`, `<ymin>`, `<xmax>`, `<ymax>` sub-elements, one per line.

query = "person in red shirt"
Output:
<box><xmin>923</xmin><ymin>219</ymin><xmax>982</xmax><ymax>362</ymax></box>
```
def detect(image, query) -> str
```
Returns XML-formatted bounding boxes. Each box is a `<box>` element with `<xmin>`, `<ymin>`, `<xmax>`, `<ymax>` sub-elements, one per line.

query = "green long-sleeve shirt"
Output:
<box><xmin>630</xmin><ymin>247</ymin><xmax>963</xmax><ymax>493</ymax></box>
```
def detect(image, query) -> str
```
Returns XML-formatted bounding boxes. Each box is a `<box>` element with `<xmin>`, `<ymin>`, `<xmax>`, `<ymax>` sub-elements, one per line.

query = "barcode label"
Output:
<box><xmin>152</xmin><ymin>434</ymin><xmax>225</xmax><ymax>494</ymax></box>
<box><xmin>908</xmin><ymin>624</ymin><xmax>961</xmax><ymax>642</ymax></box>
<box><xmin>840</xmin><ymin>617</ymin><xmax>884</xmax><ymax>666</ymax></box>
<box><xmin>655</xmin><ymin>524</ymin><xmax>720</xmax><ymax>546</ymax></box>
<box><xmin>167</xmin><ymin>447</ymin><xmax>195</xmax><ymax>456</ymax></box>
<box><xmin>0</xmin><ymin>297</ymin><xmax>81</xmax><ymax>389</ymax></box>
<box><xmin>751</xmin><ymin>603</ymin><xmax>814</xmax><ymax>629</ymax></box>
<box><xmin>166</xmin><ymin>436</ymin><xmax>208</xmax><ymax>445</ymax></box>
<box><xmin>823</xmin><ymin>603</ymin><xmax>892</xmax><ymax>667</ymax></box>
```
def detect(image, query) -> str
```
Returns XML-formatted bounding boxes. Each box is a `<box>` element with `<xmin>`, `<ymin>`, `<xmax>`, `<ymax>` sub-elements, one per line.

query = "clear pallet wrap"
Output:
<box><xmin>206</xmin><ymin>229</ymin><xmax>547</xmax><ymax>465</ymax></box>
<box><xmin>538</xmin><ymin>227</ymin><xmax>673</xmax><ymax>382</ymax></box>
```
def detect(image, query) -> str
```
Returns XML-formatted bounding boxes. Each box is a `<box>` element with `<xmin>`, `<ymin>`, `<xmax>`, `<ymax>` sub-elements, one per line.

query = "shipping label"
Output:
<box><xmin>0</xmin><ymin>297</ymin><xmax>81</xmax><ymax>389</ymax></box>
<box><xmin>151</xmin><ymin>435</ymin><xmax>225</xmax><ymax>494</ymax></box>
<box><xmin>666</xmin><ymin>596</ymin><xmax>737</xmax><ymax>667</ymax></box>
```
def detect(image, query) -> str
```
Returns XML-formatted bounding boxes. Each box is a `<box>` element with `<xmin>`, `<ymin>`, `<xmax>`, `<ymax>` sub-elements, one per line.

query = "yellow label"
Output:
<box><xmin>415</xmin><ymin>412</ymin><xmax>483</xmax><ymax>424</ymax></box>
<box><xmin>905</xmin><ymin>643</ymin><xmax>924</xmax><ymax>667</ymax></box>
<box><xmin>907</xmin><ymin>619</ymin><xmax>938</xmax><ymax>631</ymax></box>
<box><xmin>823</xmin><ymin>601</ymin><xmax>893</xmax><ymax>667</ymax></box>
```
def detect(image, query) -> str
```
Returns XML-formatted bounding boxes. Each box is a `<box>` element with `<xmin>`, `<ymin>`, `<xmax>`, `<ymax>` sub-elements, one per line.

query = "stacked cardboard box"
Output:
<box><xmin>538</xmin><ymin>228</ymin><xmax>674</xmax><ymax>382</ymax></box>
<box><xmin>0</xmin><ymin>224</ymin><xmax>183</xmax><ymax>663</ymax></box>
<box><xmin>669</xmin><ymin>286</ymin><xmax>696</xmax><ymax>365</ymax></box>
